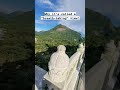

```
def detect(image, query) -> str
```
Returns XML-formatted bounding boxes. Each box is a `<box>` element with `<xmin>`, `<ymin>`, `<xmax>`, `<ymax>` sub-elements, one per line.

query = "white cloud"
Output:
<box><xmin>36</xmin><ymin>0</ymin><xmax>55</xmax><ymax>9</ymax></box>
<box><xmin>43</xmin><ymin>0</ymin><xmax>53</xmax><ymax>6</ymax></box>
<box><xmin>36</xmin><ymin>0</ymin><xmax>85</xmax><ymax>34</ymax></box>
<box><xmin>57</xmin><ymin>0</ymin><xmax>85</xmax><ymax>34</ymax></box>
<box><xmin>35</xmin><ymin>27</ymin><xmax>42</xmax><ymax>31</ymax></box>
<box><xmin>35</xmin><ymin>20</ymin><xmax>43</xmax><ymax>24</ymax></box>
<box><xmin>35</xmin><ymin>19</ymin><xmax>56</xmax><ymax>25</ymax></box>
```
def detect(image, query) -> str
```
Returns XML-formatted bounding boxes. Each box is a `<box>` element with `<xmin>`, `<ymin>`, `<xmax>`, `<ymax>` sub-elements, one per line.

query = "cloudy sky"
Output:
<box><xmin>35</xmin><ymin>0</ymin><xmax>85</xmax><ymax>35</ymax></box>
<box><xmin>0</xmin><ymin>0</ymin><xmax>33</xmax><ymax>13</ymax></box>
<box><xmin>86</xmin><ymin>0</ymin><xmax>120</xmax><ymax>27</ymax></box>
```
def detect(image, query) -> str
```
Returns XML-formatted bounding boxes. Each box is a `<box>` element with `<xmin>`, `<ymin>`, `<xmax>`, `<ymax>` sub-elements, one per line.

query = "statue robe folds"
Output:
<box><xmin>43</xmin><ymin>44</ymin><xmax>85</xmax><ymax>90</ymax></box>
<box><xmin>48</xmin><ymin>45</ymin><xmax>69</xmax><ymax>83</ymax></box>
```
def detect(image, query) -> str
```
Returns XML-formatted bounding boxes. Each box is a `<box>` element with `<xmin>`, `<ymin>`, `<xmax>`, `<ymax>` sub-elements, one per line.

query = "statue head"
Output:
<box><xmin>48</xmin><ymin>45</ymin><xmax>69</xmax><ymax>83</ymax></box>
<box><xmin>79</xmin><ymin>43</ymin><xmax>84</xmax><ymax>48</ymax></box>
<box><xmin>106</xmin><ymin>40</ymin><xmax>116</xmax><ymax>52</ymax></box>
<box><xmin>57</xmin><ymin>45</ymin><xmax>66</xmax><ymax>52</ymax></box>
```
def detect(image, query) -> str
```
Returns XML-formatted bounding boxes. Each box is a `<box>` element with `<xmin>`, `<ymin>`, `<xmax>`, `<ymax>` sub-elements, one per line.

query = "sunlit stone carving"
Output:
<box><xmin>101</xmin><ymin>40</ymin><xmax>116</xmax><ymax>64</ymax></box>
<box><xmin>86</xmin><ymin>40</ymin><xmax>120</xmax><ymax>90</ymax></box>
<box><xmin>48</xmin><ymin>45</ymin><xmax>70</xmax><ymax>83</ymax></box>
<box><xmin>35</xmin><ymin>84</ymin><xmax>38</xmax><ymax>90</ymax></box>
<box><xmin>63</xmin><ymin>43</ymin><xmax>85</xmax><ymax>90</ymax></box>
<box><xmin>43</xmin><ymin>44</ymin><xmax>85</xmax><ymax>90</ymax></box>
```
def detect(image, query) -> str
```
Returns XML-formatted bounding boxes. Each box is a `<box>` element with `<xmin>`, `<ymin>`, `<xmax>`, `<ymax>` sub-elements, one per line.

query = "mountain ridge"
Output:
<box><xmin>86</xmin><ymin>8</ymin><xmax>119</xmax><ymax>47</ymax></box>
<box><xmin>35</xmin><ymin>24</ymin><xmax>82</xmax><ymax>53</ymax></box>
<box><xmin>36</xmin><ymin>24</ymin><xmax>80</xmax><ymax>35</ymax></box>
<box><xmin>85</xmin><ymin>8</ymin><xmax>120</xmax><ymax>72</ymax></box>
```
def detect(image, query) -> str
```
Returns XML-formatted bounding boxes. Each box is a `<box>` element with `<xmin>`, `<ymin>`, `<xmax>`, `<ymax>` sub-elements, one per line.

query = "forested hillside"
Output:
<box><xmin>0</xmin><ymin>11</ymin><xmax>34</xmax><ymax>90</ymax></box>
<box><xmin>35</xmin><ymin>24</ymin><xmax>83</xmax><ymax>70</ymax></box>
<box><xmin>85</xmin><ymin>8</ymin><xmax>120</xmax><ymax>71</ymax></box>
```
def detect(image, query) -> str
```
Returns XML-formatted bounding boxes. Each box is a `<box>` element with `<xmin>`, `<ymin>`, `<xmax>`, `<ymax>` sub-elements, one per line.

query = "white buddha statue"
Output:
<box><xmin>48</xmin><ymin>45</ymin><xmax>70</xmax><ymax>83</ymax></box>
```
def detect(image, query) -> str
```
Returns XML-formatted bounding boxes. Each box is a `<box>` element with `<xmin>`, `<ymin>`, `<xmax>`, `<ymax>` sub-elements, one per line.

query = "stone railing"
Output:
<box><xmin>35</xmin><ymin>40</ymin><xmax>120</xmax><ymax>90</ymax></box>
<box><xmin>86</xmin><ymin>40</ymin><xmax>120</xmax><ymax>90</ymax></box>
<box><xmin>35</xmin><ymin>43</ymin><xmax>85</xmax><ymax>90</ymax></box>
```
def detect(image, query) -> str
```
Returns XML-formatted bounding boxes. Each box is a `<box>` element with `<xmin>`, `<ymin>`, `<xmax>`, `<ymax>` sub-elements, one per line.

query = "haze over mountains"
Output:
<box><xmin>0</xmin><ymin>11</ymin><xmax>24</xmax><ymax>18</ymax></box>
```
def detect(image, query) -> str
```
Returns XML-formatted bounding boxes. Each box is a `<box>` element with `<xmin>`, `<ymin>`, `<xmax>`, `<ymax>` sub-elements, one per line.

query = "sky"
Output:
<box><xmin>0</xmin><ymin>0</ymin><xmax>119</xmax><ymax>35</ymax></box>
<box><xmin>86</xmin><ymin>0</ymin><xmax>120</xmax><ymax>27</ymax></box>
<box><xmin>0</xmin><ymin>0</ymin><xmax>33</xmax><ymax>13</ymax></box>
<box><xmin>35</xmin><ymin>0</ymin><xmax>85</xmax><ymax>36</ymax></box>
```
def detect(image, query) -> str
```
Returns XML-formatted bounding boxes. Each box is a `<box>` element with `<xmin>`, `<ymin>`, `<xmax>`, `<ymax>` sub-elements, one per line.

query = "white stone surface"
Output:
<box><xmin>35</xmin><ymin>65</ymin><xmax>47</xmax><ymax>90</ymax></box>
<box><xmin>75</xmin><ymin>63</ymin><xmax>85</xmax><ymax>90</ymax></box>
<box><xmin>47</xmin><ymin>45</ymin><xmax>70</xmax><ymax>83</ymax></box>
<box><xmin>35</xmin><ymin>84</ymin><xmax>38</xmax><ymax>90</ymax></box>
<box><xmin>86</xmin><ymin>59</ymin><xmax>109</xmax><ymax>90</ymax></box>
<box><xmin>86</xmin><ymin>40</ymin><xmax>120</xmax><ymax>90</ymax></box>
<box><xmin>63</xmin><ymin>43</ymin><xmax>85</xmax><ymax>90</ymax></box>
<box><xmin>43</xmin><ymin>44</ymin><xmax>85</xmax><ymax>90</ymax></box>
<box><xmin>115</xmin><ymin>42</ymin><xmax>120</xmax><ymax>76</ymax></box>
<box><xmin>107</xmin><ymin>41</ymin><xmax>119</xmax><ymax>89</ymax></box>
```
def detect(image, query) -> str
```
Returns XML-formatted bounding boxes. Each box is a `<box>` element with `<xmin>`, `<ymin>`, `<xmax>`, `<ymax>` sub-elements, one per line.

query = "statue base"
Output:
<box><xmin>43</xmin><ymin>73</ymin><xmax>65</xmax><ymax>90</ymax></box>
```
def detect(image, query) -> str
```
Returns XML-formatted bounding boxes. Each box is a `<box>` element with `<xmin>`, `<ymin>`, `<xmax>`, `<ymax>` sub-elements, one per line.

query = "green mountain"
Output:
<box><xmin>86</xmin><ymin>8</ymin><xmax>118</xmax><ymax>47</ymax></box>
<box><xmin>86</xmin><ymin>8</ymin><xmax>120</xmax><ymax>71</ymax></box>
<box><xmin>0</xmin><ymin>11</ymin><xmax>34</xmax><ymax>89</ymax></box>
<box><xmin>8</xmin><ymin>11</ymin><xmax>24</xmax><ymax>17</ymax></box>
<box><xmin>0</xmin><ymin>10</ymin><xmax>34</xmax><ymax>63</ymax></box>
<box><xmin>35</xmin><ymin>24</ymin><xmax>83</xmax><ymax>70</ymax></box>
<box><xmin>35</xmin><ymin>24</ymin><xmax>82</xmax><ymax>53</ymax></box>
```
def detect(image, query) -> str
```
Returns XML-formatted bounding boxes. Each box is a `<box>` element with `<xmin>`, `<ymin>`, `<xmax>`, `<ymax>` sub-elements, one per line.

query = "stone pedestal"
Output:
<box><xmin>107</xmin><ymin>77</ymin><xmax>117</xmax><ymax>90</ymax></box>
<box><xmin>43</xmin><ymin>73</ymin><xmax>64</xmax><ymax>90</ymax></box>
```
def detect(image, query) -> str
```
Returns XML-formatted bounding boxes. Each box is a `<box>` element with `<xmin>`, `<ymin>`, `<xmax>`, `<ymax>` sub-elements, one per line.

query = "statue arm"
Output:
<box><xmin>48</xmin><ymin>53</ymin><xmax>56</xmax><ymax>70</ymax></box>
